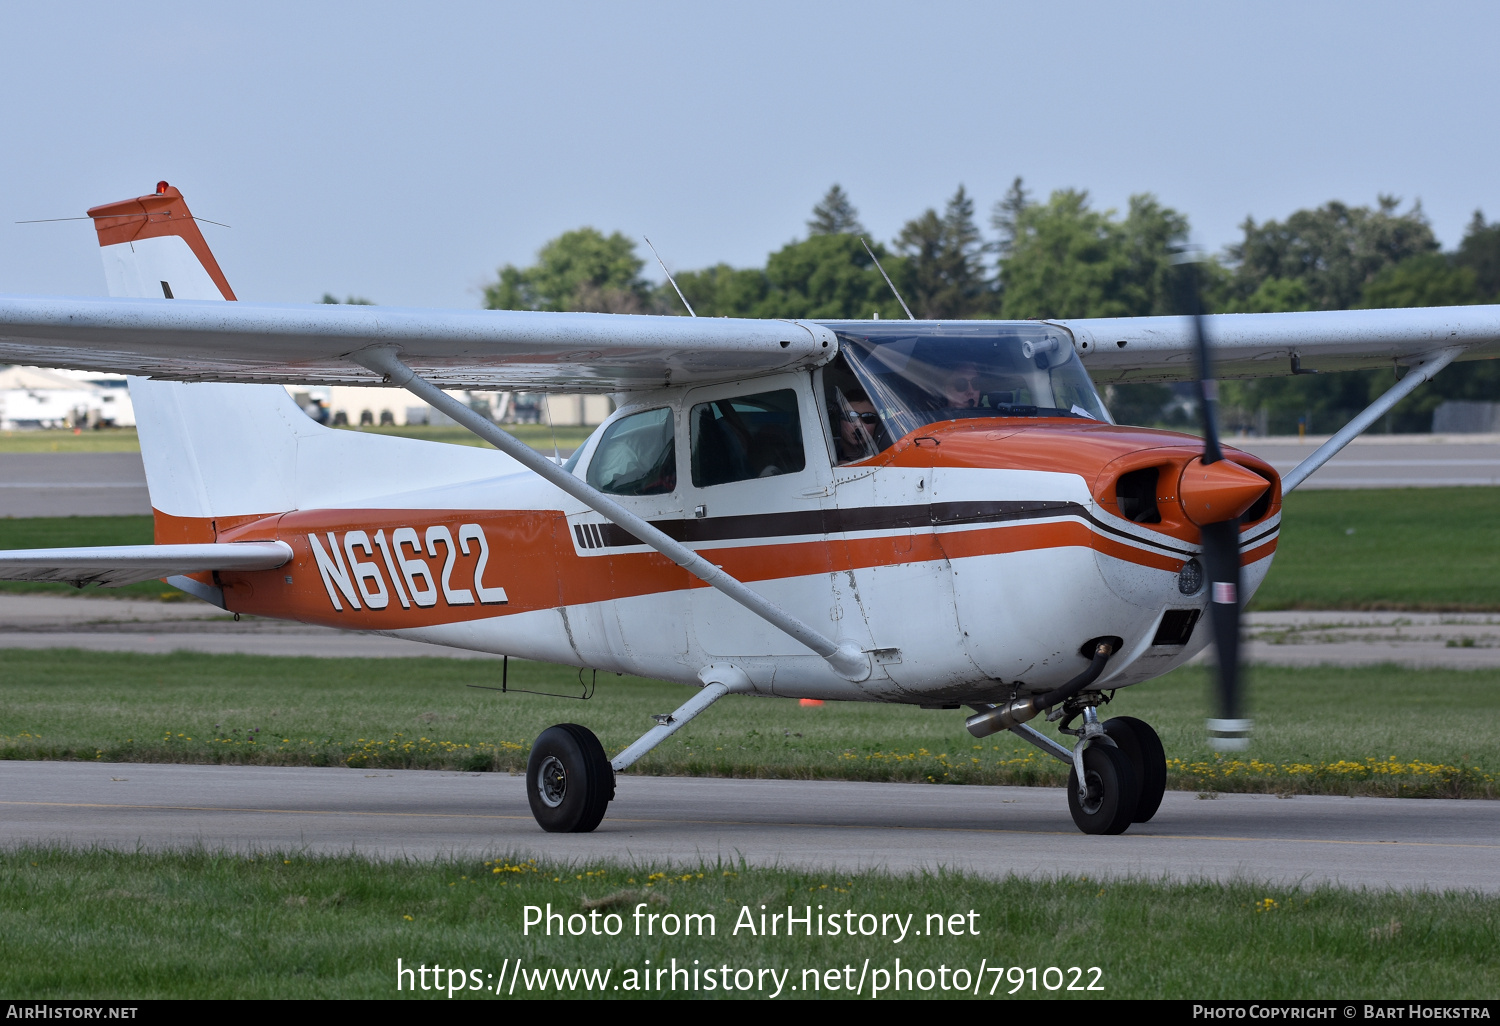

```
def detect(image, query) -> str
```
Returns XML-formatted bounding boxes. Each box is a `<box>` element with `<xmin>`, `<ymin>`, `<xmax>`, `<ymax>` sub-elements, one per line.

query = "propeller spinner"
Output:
<box><xmin>1175</xmin><ymin>260</ymin><xmax>1269</xmax><ymax>752</ymax></box>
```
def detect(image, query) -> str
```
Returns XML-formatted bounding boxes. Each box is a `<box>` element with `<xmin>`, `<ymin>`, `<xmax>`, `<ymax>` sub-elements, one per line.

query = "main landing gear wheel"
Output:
<box><xmin>1067</xmin><ymin>744</ymin><xmax>1140</xmax><ymax>835</ymax></box>
<box><xmin>527</xmin><ymin>724</ymin><xmax>615</xmax><ymax>833</ymax></box>
<box><xmin>1103</xmin><ymin>716</ymin><xmax>1167</xmax><ymax>823</ymax></box>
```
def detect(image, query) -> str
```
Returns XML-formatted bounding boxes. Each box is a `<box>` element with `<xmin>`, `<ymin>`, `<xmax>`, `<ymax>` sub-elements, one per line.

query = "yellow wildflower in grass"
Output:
<box><xmin>1166</xmin><ymin>754</ymin><xmax>1493</xmax><ymax>791</ymax></box>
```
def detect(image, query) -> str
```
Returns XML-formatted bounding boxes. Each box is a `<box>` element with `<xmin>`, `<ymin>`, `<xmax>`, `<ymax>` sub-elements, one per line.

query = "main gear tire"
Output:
<box><xmin>526</xmin><ymin>723</ymin><xmax>615</xmax><ymax>833</ymax></box>
<box><xmin>1103</xmin><ymin>716</ymin><xmax>1168</xmax><ymax>823</ymax></box>
<box><xmin>1066</xmin><ymin>743</ymin><xmax>1140</xmax><ymax>835</ymax></box>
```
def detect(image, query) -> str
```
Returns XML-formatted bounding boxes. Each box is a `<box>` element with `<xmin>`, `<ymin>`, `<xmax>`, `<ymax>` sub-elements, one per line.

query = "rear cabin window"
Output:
<box><xmin>585</xmin><ymin>407</ymin><xmax>677</xmax><ymax>496</ymax></box>
<box><xmin>690</xmin><ymin>389</ymin><xmax>806</xmax><ymax>487</ymax></box>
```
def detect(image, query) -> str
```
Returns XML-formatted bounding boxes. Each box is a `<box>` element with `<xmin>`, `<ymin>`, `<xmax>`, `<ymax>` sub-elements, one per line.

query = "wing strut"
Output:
<box><xmin>1281</xmin><ymin>347</ymin><xmax>1464</xmax><ymax>493</ymax></box>
<box><xmin>351</xmin><ymin>347</ymin><xmax>872</xmax><ymax>682</ymax></box>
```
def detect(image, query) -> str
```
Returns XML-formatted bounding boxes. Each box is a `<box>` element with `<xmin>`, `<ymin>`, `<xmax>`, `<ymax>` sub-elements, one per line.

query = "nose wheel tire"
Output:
<box><xmin>1067</xmin><ymin>743</ymin><xmax>1140</xmax><ymax>835</ymax></box>
<box><xmin>526</xmin><ymin>723</ymin><xmax>615</xmax><ymax>833</ymax></box>
<box><xmin>1102</xmin><ymin>716</ymin><xmax>1167</xmax><ymax>823</ymax></box>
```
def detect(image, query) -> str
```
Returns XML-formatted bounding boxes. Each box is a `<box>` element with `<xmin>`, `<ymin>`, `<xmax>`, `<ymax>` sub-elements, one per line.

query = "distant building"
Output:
<box><xmin>285</xmin><ymin>385</ymin><xmax>612</xmax><ymax>428</ymax></box>
<box><xmin>0</xmin><ymin>366</ymin><xmax>611</xmax><ymax>432</ymax></box>
<box><xmin>0</xmin><ymin>366</ymin><xmax>135</xmax><ymax>430</ymax></box>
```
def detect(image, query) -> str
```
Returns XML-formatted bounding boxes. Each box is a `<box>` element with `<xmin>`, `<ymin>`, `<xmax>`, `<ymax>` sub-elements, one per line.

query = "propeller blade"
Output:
<box><xmin>1199</xmin><ymin>519</ymin><xmax>1249</xmax><ymax>749</ymax></box>
<box><xmin>1174</xmin><ymin>258</ymin><xmax>1252</xmax><ymax>751</ymax></box>
<box><xmin>1176</xmin><ymin>260</ymin><xmax>1224</xmax><ymax>465</ymax></box>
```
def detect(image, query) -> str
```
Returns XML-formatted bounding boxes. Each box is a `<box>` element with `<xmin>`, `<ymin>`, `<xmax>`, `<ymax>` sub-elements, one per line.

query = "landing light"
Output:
<box><xmin>1177</xmin><ymin>558</ymin><xmax>1203</xmax><ymax>596</ymax></box>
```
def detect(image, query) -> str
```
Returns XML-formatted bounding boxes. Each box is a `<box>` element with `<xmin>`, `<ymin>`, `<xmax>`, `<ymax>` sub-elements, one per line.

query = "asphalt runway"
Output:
<box><xmin>0</xmin><ymin>452</ymin><xmax>150</xmax><ymax>516</ymax></box>
<box><xmin>1234</xmin><ymin>434</ymin><xmax>1500</xmax><ymax>489</ymax></box>
<box><xmin>3</xmin><ymin>761</ymin><xmax>1494</xmax><ymax>892</ymax></box>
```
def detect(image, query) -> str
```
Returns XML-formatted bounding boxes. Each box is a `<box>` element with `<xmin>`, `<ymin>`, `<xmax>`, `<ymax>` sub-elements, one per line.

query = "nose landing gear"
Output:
<box><xmin>1067</xmin><ymin>742</ymin><xmax>1138</xmax><ymax>834</ymax></box>
<box><xmin>1059</xmin><ymin>705</ymin><xmax>1168</xmax><ymax>834</ymax></box>
<box><xmin>1101</xmin><ymin>715</ymin><xmax>1167</xmax><ymax>823</ymax></box>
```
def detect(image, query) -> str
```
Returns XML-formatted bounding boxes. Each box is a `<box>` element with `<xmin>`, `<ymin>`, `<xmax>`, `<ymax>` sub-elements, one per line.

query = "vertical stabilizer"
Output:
<box><xmin>94</xmin><ymin>183</ymin><xmax>314</xmax><ymax>526</ymax></box>
<box><xmin>92</xmin><ymin>183</ymin><xmax>518</xmax><ymax>534</ymax></box>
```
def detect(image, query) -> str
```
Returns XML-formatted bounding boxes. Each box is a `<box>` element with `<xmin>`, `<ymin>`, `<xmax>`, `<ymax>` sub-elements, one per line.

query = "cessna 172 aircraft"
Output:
<box><xmin>1</xmin><ymin>183</ymin><xmax>1497</xmax><ymax>834</ymax></box>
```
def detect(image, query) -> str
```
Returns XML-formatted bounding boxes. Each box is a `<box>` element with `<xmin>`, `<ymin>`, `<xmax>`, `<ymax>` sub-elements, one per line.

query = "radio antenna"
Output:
<box><xmin>644</xmin><ymin>236</ymin><xmax>695</xmax><ymax>317</ymax></box>
<box><xmin>861</xmin><ymin>237</ymin><xmax>914</xmax><ymax>320</ymax></box>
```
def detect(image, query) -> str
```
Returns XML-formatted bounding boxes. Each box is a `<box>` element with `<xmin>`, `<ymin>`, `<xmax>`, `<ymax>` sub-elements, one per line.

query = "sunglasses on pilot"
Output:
<box><xmin>947</xmin><ymin>376</ymin><xmax>982</xmax><ymax>390</ymax></box>
<box><xmin>841</xmin><ymin>411</ymin><xmax>881</xmax><ymax>424</ymax></box>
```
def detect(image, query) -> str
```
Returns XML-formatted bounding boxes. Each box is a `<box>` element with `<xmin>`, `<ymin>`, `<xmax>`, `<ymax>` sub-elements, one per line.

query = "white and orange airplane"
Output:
<box><xmin>1</xmin><ymin>183</ymin><xmax>1497</xmax><ymax>834</ymax></box>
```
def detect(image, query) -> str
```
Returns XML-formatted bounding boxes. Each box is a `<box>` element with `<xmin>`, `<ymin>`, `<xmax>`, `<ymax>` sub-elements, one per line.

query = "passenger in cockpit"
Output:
<box><xmin>833</xmin><ymin>387</ymin><xmax>880</xmax><ymax>464</ymax></box>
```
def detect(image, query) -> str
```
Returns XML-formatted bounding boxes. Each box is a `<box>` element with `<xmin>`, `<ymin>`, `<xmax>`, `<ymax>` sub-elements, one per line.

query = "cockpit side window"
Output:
<box><xmin>822</xmin><ymin>354</ymin><xmax>885</xmax><ymax>464</ymax></box>
<box><xmin>585</xmin><ymin>407</ymin><xmax>677</xmax><ymax>496</ymax></box>
<box><xmin>690</xmin><ymin>389</ymin><xmax>806</xmax><ymax>487</ymax></box>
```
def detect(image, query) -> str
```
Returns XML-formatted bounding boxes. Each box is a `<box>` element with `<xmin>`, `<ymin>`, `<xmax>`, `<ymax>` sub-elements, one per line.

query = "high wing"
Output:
<box><xmin>2</xmin><ymin>294</ymin><xmax>1497</xmax><ymax>392</ymax></box>
<box><xmin>0</xmin><ymin>542</ymin><xmax>292</xmax><ymax>588</ymax></box>
<box><xmin>0</xmin><ymin>295</ymin><xmax>834</xmax><ymax>392</ymax></box>
<box><xmin>1055</xmin><ymin>306</ymin><xmax>1500</xmax><ymax>382</ymax></box>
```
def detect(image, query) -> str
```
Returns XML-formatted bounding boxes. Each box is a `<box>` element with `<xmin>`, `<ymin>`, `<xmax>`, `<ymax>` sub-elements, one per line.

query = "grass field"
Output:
<box><xmin>1</xmin><ymin>651</ymin><xmax>1493</xmax><ymax>798</ymax></box>
<box><xmin>0</xmin><ymin>428</ymin><xmax>142</xmax><ymax>453</ymax></box>
<box><xmin>0</xmin><ymin>517</ymin><xmax>164</xmax><ymax>598</ymax></box>
<box><xmin>1250</xmin><ymin>487</ymin><xmax>1500</xmax><ymax>611</ymax></box>
<box><xmin>0</xmin><ymin>848</ymin><xmax>1494</xmax><ymax>999</ymax></box>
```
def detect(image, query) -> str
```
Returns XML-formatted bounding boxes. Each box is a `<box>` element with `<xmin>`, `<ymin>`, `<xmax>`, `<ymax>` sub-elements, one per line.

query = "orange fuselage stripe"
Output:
<box><xmin>194</xmin><ymin>507</ymin><xmax>1277</xmax><ymax>630</ymax></box>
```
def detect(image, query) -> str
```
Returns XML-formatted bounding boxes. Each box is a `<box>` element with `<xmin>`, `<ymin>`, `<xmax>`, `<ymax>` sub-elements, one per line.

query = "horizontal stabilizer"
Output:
<box><xmin>0</xmin><ymin>541</ymin><xmax>292</xmax><ymax>588</ymax></box>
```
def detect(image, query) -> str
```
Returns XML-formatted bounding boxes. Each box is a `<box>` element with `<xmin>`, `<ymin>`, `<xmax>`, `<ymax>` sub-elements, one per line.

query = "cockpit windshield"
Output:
<box><xmin>824</xmin><ymin>322</ymin><xmax>1113</xmax><ymax>449</ymax></box>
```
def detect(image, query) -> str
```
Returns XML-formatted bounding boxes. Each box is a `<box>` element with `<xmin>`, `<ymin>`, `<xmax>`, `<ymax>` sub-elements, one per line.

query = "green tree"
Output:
<box><xmin>1226</xmin><ymin>196</ymin><xmax>1438</xmax><ymax>311</ymax></box>
<box><xmin>655</xmin><ymin>188</ymin><xmax>904</xmax><ymax>320</ymax></box>
<box><xmin>662</xmin><ymin>264</ymin><xmax>769</xmax><ymax>318</ymax></box>
<box><xmin>319</xmin><ymin>293</ymin><xmax>374</xmax><ymax>305</ymax></box>
<box><xmin>1359</xmin><ymin>253</ymin><xmax>1479</xmax><ymax>310</ymax></box>
<box><xmin>1456</xmin><ymin>210</ymin><xmax>1500</xmax><ymax>301</ymax></box>
<box><xmin>990</xmin><ymin>176</ymin><xmax>1031</xmax><ymax>259</ymax></box>
<box><xmin>1219</xmin><ymin>197</ymin><xmax>1494</xmax><ymax>434</ymax></box>
<box><xmin>484</xmin><ymin>228</ymin><xmax>649</xmax><ymax>313</ymax></box>
<box><xmin>999</xmin><ymin>190</ymin><xmax>1188</xmax><ymax>320</ymax></box>
<box><xmin>760</xmin><ymin>233</ymin><xmax>907</xmax><ymax>320</ymax></box>
<box><xmin>895</xmin><ymin>185</ymin><xmax>990</xmax><ymax>319</ymax></box>
<box><xmin>808</xmin><ymin>184</ymin><xmax>865</xmax><ymax>236</ymax></box>
<box><xmin>1227</xmin><ymin>277</ymin><xmax>1313</xmax><ymax>313</ymax></box>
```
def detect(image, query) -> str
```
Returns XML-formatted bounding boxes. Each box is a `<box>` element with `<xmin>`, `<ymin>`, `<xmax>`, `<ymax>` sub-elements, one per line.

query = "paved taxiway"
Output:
<box><xmin>0</xmin><ymin>453</ymin><xmax>150</xmax><ymax>517</ymax></box>
<box><xmin>1235</xmin><ymin>434</ymin><xmax>1500</xmax><ymax>489</ymax></box>
<box><xmin>4</xmin><ymin>761</ymin><xmax>1495</xmax><ymax>892</ymax></box>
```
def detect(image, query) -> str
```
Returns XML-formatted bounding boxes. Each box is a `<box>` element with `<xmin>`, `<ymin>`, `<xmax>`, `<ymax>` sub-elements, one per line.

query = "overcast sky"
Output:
<box><xmin>2</xmin><ymin>1</ymin><xmax>1497</xmax><ymax>309</ymax></box>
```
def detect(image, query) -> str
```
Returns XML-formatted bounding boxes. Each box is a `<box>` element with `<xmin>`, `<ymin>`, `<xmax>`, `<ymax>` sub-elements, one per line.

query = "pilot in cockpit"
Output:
<box><xmin>936</xmin><ymin>362</ymin><xmax>983</xmax><ymax>411</ymax></box>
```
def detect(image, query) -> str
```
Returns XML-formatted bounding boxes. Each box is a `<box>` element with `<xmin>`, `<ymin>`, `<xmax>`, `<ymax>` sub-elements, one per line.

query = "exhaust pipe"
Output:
<box><xmin>966</xmin><ymin>638</ymin><xmax>1117</xmax><ymax>739</ymax></box>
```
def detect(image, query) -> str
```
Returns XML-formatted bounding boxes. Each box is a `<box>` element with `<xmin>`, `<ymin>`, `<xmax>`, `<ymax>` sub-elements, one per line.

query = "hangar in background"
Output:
<box><xmin>0</xmin><ymin>365</ymin><xmax>134</xmax><ymax>430</ymax></box>
<box><xmin>0</xmin><ymin>365</ymin><xmax>612</xmax><ymax>432</ymax></box>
